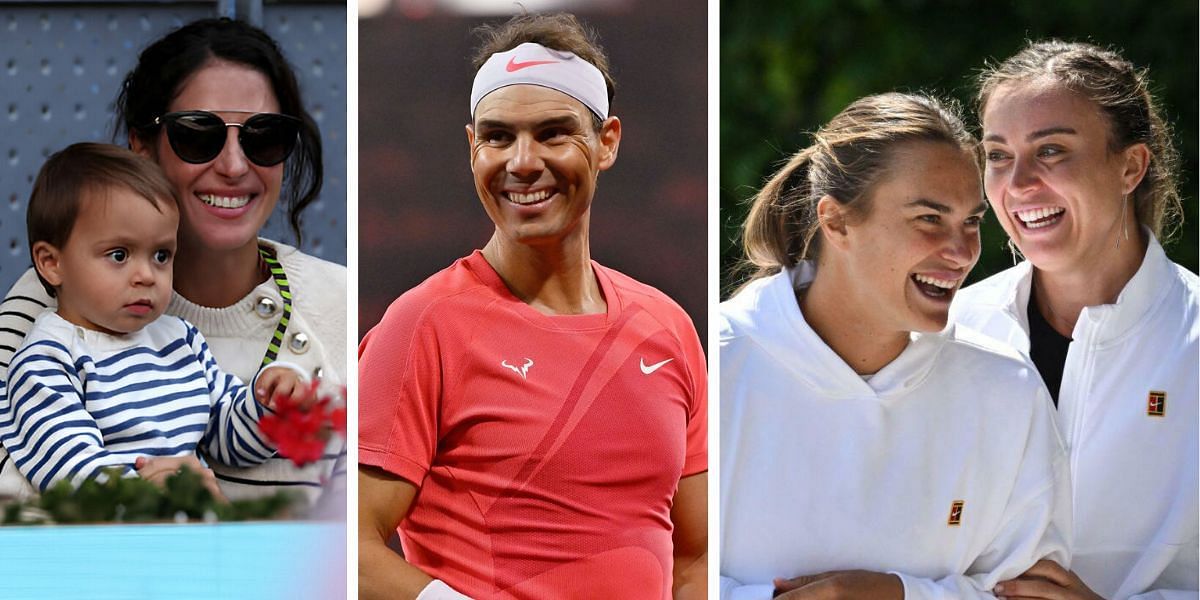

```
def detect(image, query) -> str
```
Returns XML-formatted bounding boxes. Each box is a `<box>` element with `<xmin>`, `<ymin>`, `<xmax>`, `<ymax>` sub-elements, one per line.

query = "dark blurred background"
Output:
<box><xmin>359</xmin><ymin>1</ymin><xmax>707</xmax><ymax>343</ymax></box>
<box><xmin>720</xmin><ymin>0</ymin><xmax>1198</xmax><ymax>295</ymax></box>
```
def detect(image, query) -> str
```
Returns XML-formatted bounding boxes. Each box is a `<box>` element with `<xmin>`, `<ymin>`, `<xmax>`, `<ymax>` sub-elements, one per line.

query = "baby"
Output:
<box><xmin>0</xmin><ymin>143</ymin><xmax>307</xmax><ymax>495</ymax></box>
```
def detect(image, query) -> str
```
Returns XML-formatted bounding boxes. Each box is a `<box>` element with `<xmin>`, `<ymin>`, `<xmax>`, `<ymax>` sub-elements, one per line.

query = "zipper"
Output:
<box><xmin>1059</xmin><ymin>308</ymin><xmax>1103</xmax><ymax>513</ymax></box>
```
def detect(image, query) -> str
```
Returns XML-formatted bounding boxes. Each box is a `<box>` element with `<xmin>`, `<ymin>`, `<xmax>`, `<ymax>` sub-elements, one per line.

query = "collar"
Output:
<box><xmin>723</xmin><ymin>262</ymin><xmax>947</xmax><ymax>399</ymax></box>
<box><xmin>166</xmin><ymin>238</ymin><xmax>297</xmax><ymax>337</ymax></box>
<box><xmin>1079</xmin><ymin>230</ymin><xmax>1177</xmax><ymax>344</ymax></box>
<box><xmin>35</xmin><ymin>311</ymin><xmax>154</xmax><ymax>353</ymax></box>
<box><xmin>995</xmin><ymin>229</ymin><xmax>1177</xmax><ymax>347</ymax></box>
<box><xmin>462</xmin><ymin>249</ymin><xmax>619</xmax><ymax>331</ymax></box>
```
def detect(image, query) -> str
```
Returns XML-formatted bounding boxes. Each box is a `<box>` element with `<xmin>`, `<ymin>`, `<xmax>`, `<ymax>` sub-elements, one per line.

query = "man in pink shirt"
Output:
<box><xmin>358</xmin><ymin>13</ymin><xmax>707</xmax><ymax>600</ymax></box>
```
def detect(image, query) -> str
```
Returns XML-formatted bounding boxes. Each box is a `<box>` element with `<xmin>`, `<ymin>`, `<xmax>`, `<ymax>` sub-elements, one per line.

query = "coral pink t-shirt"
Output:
<box><xmin>359</xmin><ymin>251</ymin><xmax>707</xmax><ymax>600</ymax></box>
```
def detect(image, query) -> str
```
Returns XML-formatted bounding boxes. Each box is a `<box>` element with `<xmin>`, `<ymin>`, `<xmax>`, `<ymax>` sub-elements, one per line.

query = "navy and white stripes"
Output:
<box><xmin>0</xmin><ymin>312</ymin><xmax>274</xmax><ymax>491</ymax></box>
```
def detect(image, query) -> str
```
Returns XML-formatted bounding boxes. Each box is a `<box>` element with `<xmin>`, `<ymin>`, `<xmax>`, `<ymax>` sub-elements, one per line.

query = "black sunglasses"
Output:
<box><xmin>153</xmin><ymin>110</ymin><xmax>301</xmax><ymax>167</ymax></box>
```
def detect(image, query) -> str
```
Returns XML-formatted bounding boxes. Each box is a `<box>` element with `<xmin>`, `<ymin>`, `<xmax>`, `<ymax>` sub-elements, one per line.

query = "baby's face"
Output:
<box><xmin>52</xmin><ymin>187</ymin><xmax>178</xmax><ymax>335</ymax></box>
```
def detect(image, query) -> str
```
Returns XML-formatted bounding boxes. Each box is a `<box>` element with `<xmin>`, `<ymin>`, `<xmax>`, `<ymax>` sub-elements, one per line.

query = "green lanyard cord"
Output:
<box><xmin>259</xmin><ymin>246</ymin><xmax>293</xmax><ymax>367</ymax></box>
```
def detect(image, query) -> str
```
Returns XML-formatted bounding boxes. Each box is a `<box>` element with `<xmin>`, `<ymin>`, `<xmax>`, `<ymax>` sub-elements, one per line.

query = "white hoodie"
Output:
<box><xmin>720</xmin><ymin>264</ymin><xmax>1070</xmax><ymax>600</ymax></box>
<box><xmin>952</xmin><ymin>233</ymin><xmax>1199</xmax><ymax>600</ymax></box>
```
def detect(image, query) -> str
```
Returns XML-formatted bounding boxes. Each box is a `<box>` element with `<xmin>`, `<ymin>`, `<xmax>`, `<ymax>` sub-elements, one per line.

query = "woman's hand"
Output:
<box><xmin>772</xmin><ymin>570</ymin><xmax>903</xmax><ymax>600</ymax></box>
<box><xmin>993</xmin><ymin>560</ymin><xmax>1104</xmax><ymax>600</ymax></box>
<box><xmin>134</xmin><ymin>455</ymin><xmax>226</xmax><ymax>503</ymax></box>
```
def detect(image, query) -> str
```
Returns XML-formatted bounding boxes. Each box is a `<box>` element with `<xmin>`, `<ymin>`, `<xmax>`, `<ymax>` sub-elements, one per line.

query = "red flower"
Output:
<box><xmin>258</xmin><ymin>386</ymin><xmax>346</xmax><ymax>466</ymax></box>
<box><xmin>328</xmin><ymin>407</ymin><xmax>346</xmax><ymax>436</ymax></box>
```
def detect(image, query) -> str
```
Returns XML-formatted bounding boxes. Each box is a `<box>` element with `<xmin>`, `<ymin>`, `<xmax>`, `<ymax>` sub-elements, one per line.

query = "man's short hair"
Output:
<box><xmin>472</xmin><ymin>13</ymin><xmax>615</xmax><ymax>128</ymax></box>
<box><xmin>27</xmin><ymin>142</ymin><xmax>176</xmax><ymax>294</ymax></box>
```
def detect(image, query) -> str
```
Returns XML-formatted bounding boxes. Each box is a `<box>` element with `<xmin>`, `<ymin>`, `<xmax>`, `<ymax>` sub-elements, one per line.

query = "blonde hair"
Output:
<box><xmin>737</xmin><ymin>92</ymin><xmax>977</xmax><ymax>289</ymax></box>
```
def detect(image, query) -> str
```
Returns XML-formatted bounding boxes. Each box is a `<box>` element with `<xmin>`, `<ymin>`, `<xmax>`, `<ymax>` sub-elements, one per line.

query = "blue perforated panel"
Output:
<box><xmin>261</xmin><ymin>4</ymin><xmax>346</xmax><ymax>261</ymax></box>
<box><xmin>0</xmin><ymin>3</ymin><xmax>346</xmax><ymax>292</ymax></box>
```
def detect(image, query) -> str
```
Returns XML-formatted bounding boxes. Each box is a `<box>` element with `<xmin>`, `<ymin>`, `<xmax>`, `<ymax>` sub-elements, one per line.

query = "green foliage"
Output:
<box><xmin>1</xmin><ymin>468</ymin><xmax>295</xmax><ymax>525</ymax></box>
<box><xmin>211</xmin><ymin>491</ymin><xmax>294</xmax><ymax>523</ymax></box>
<box><xmin>721</xmin><ymin>0</ymin><xmax>1198</xmax><ymax>293</ymax></box>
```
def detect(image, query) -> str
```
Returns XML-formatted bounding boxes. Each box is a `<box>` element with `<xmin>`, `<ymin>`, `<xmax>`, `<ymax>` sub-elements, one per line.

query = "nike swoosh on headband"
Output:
<box><xmin>506</xmin><ymin>57</ymin><xmax>558</xmax><ymax>72</ymax></box>
<box><xmin>471</xmin><ymin>42</ymin><xmax>609</xmax><ymax>119</ymax></box>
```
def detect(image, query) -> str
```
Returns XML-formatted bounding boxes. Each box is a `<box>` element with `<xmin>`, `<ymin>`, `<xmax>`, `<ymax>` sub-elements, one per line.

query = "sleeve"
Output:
<box><xmin>1124</xmin><ymin>529</ymin><xmax>1198</xmax><ymax>600</ymax></box>
<box><xmin>0</xmin><ymin>268</ymin><xmax>55</xmax><ymax>377</ymax></box>
<box><xmin>0</xmin><ymin>340</ymin><xmax>135</xmax><ymax>490</ymax></box>
<box><xmin>358</xmin><ymin>295</ymin><xmax>443</xmax><ymax>487</ymax></box>
<box><xmin>892</xmin><ymin>386</ymin><xmax>1071</xmax><ymax>599</ymax></box>
<box><xmin>189</xmin><ymin>324</ymin><xmax>276</xmax><ymax>467</ymax></box>
<box><xmin>249</xmin><ymin>360</ymin><xmax>310</xmax><ymax>395</ymax></box>
<box><xmin>677</xmin><ymin>310</ymin><xmax>708</xmax><ymax>477</ymax></box>
<box><xmin>719</xmin><ymin>576</ymin><xmax>773</xmax><ymax>600</ymax></box>
<box><xmin>322</xmin><ymin>440</ymin><xmax>348</xmax><ymax>501</ymax></box>
<box><xmin>415</xmin><ymin>579</ymin><xmax>473</xmax><ymax>599</ymax></box>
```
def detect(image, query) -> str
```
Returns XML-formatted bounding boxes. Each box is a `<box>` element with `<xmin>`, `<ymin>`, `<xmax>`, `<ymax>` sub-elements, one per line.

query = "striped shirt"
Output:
<box><xmin>0</xmin><ymin>312</ymin><xmax>275</xmax><ymax>491</ymax></box>
<box><xmin>0</xmin><ymin>239</ymin><xmax>345</xmax><ymax>508</ymax></box>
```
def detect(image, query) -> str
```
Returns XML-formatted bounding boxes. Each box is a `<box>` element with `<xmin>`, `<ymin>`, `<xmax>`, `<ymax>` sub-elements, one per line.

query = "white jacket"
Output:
<box><xmin>720</xmin><ymin>264</ymin><xmax>1070</xmax><ymax>600</ymax></box>
<box><xmin>952</xmin><ymin>234</ymin><xmax>1199</xmax><ymax>600</ymax></box>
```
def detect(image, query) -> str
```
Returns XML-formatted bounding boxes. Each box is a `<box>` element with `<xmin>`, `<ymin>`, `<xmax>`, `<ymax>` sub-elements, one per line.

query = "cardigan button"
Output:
<box><xmin>254</xmin><ymin>297</ymin><xmax>278</xmax><ymax>318</ymax></box>
<box><xmin>288</xmin><ymin>332</ymin><xmax>310</xmax><ymax>354</ymax></box>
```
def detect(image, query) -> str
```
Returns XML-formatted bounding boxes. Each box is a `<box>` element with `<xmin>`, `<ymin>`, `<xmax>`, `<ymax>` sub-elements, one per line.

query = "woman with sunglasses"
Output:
<box><xmin>720</xmin><ymin>93</ymin><xmax>1069</xmax><ymax>599</ymax></box>
<box><xmin>954</xmin><ymin>41</ymin><xmax>1197</xmax><ymax>599</ymax></box>
<box><xmin>0</xmin><ymin>18</ymin><xmax>345</xmax><ymax>511</ymax></box>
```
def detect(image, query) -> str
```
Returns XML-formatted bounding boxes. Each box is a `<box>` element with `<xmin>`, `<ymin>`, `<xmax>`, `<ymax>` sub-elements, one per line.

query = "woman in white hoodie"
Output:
<box><xmin>720</xmin><ymin>92</ymin><xmax>1070</xmax><ymax>600</ymax></box>
<box><xmin>955</xmin><ymin>41</ymin><xmax>1197</xmax><ymax>600</ymax></box>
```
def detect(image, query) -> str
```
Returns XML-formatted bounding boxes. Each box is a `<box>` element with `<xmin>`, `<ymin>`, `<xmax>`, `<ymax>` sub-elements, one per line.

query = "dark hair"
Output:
<box><xmin>978</xmin><ymin>40</ymin><xmax>1181</xmax><ymax>240</ymax></box>
<box><xmin>471</xmin><ymin>13</ymin><xmax>614</xmax><ymax>131</ymax></box>
<box><xmin>738</xmin><ymin>92</ymin><xmax>978</xmax><ymax>287</ymax></box>
<box><xmin>28</xmin><ymin>143</ymin><xmax>176</xmax><ymax>296</ymax></box>
<box><xmin>114</xmin><ymin>17</ymin><xmax>323</xmax><ymax>244</ymax></box>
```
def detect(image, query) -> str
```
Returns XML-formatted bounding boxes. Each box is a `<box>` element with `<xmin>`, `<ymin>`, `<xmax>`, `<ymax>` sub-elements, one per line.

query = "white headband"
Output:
<box><xmin>470</xmin><ymin>42</ymin><xmax>609</xmax><ymax>120</ymax></box>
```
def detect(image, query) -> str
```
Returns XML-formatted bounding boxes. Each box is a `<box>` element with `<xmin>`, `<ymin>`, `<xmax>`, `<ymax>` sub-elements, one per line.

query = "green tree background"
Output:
<box><xmin>720</xmin><ymin>0</ymin><xmax>1198</xmax><ymax>295</ymax></box>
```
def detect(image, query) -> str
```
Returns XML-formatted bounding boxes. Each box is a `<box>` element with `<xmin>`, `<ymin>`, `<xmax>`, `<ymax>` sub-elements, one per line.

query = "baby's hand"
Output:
<box><xmin>135</xmin><ymin>455</ymin><xmax>226</xmax><ymax>503</ymax></box>
<box><xmin>255</xmin><ymin>366</ymin><xmax>315</xmax><ymax>410</ymax></box>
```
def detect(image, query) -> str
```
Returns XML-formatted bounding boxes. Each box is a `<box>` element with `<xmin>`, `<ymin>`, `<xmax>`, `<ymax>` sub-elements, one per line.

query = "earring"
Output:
<box><xmin>1116</xmin><ymin>194</ymin><xmax>1130</xmax><ymax>250</ymax></box>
